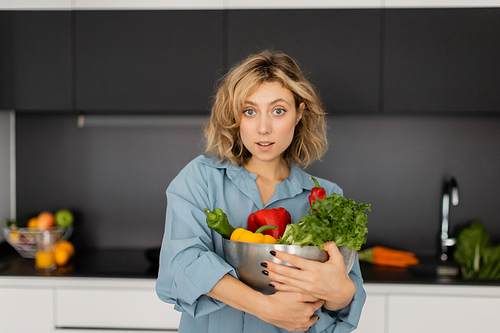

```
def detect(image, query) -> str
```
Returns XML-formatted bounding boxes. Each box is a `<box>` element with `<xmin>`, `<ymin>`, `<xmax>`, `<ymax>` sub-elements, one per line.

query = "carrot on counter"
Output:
<box><xmin>358</xmin><ymin>246</ymin><xmax>419</xmax><ymax>268</ymax></box>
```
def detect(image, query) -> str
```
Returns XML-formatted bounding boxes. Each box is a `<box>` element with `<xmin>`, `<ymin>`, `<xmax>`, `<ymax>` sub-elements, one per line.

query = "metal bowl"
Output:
<box><xmin>222</xmin><ymin>238</ymin><xmax>357</xmax><ymax>294</ymax></box>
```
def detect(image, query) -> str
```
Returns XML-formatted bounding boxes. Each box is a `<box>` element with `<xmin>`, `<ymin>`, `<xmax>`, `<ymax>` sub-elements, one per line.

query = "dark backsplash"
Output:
<box><xmin>15</xmin><ymin>113</ymin><xmax>500</xmax><ymax>256</ymax></box>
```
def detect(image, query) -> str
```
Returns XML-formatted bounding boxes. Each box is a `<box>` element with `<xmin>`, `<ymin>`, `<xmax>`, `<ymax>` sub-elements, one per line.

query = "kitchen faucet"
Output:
<box><xmin>440</xmin><ymin>177</ymin><xmax>459</xmax><ymax>262</ymax></box>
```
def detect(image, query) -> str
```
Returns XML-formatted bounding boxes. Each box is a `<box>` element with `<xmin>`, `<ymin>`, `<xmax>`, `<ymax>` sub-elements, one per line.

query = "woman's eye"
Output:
<box><xmin>243</xmin><ymin>109</ymin><xmax>256</xmax><ymax>116</ymax></box>
<box><xmin>273</xmin><ymin>108</ymin><xmax>286</xmax><ymax>116</ymax></box>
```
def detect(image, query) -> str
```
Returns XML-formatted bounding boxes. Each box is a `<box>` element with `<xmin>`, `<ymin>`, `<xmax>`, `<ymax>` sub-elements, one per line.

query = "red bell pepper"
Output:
<box><xmin>308</xmin><ymin>176</ymin><xmax>326</xmax><ymax>209</ymax></box>
<box><xmin>247</xmin><ymin>207</ymin><xmax>291</xmax><ymax>239</ymax></box>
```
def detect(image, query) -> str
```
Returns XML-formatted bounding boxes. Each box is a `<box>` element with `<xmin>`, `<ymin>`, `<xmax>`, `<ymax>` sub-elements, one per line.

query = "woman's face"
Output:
<box><xmin>239</xmin><ymin>81</ymin><xmax>303</xmax><ymax>165</ymax></box>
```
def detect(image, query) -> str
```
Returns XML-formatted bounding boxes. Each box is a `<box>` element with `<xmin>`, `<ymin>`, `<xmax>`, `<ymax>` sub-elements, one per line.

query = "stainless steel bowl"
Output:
<box><xmin>222</xmin><ymin>238</ymin><xmax>357</xmax><ymax>294</ymax></box>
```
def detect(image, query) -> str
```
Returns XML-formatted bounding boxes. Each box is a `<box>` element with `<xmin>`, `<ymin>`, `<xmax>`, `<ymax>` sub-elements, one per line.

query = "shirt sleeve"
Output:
<box><xmin>155</xmin><ymin>165</ymin><xmax>237</xmax><ymax>318</ymax></box>
<box><xmin>312</xmin><ymin>255</ymin><xmax>367</xmax><ymax>333</ymax></box>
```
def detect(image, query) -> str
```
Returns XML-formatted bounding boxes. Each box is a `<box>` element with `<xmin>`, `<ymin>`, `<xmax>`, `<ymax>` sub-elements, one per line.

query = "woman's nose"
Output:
<box><xmin>258</xmin><ymin>114</ymin><xmax>271</xmax><ymax>134</ymax></box>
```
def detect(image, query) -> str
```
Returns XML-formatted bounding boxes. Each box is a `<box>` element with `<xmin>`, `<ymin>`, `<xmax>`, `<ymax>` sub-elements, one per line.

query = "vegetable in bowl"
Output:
<box><xmin>278</xmin><ymin>192</ymin><xmax>370</xmax><ymax>251</ymax></box>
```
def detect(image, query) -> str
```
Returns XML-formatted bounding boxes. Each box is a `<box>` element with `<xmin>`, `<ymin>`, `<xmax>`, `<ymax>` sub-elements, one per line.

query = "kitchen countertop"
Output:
<box><xmin>1</xmin><ymin>241</ymin><xmax>500</xmax><ymax>286</ymax></box>
<box><xmin>0</xmin><ymin>241</ymin><xmax>158</xmax><ymax>279</ymax></box>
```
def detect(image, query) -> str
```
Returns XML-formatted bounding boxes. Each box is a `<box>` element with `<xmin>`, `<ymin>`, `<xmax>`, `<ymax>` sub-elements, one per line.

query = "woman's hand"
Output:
<box><xmin>258</xmin><ymin>291</ymin><xmax>324</xmax><ymax>332</ymax></box>
<box><xmin>206</xmin><ymin>274</ymin><xmax>324</xmax><ymax>332</ymax></box>
<box><xmin>262</xmin><ymin>241</ymin><xmax>356</xmax><ymax>311</ymax></box>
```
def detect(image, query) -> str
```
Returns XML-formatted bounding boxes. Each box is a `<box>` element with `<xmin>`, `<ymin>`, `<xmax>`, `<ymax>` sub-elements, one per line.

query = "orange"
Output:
<box><xmin>55</xmin><ymin>241</ymin><xmax>75</xmax><ymax>266</ymax></box>
<box><xmin>55</xmin><ymin>249</ymin><xmax>71</xmax><ymax>266</ymax></box>
<box><xmin>37</xmin><ymin>212</ymin><xmax>55</xmax><ymax>230</ymax></box>
<box><xmin>27</xmin><ymin>217</ymin><xmax>38</xmax><ymax>228</ymax></box>
<box><xmin>55</xmin><ymin>241</ymin><xmax>75</xmax><ymax>257</ymax></box>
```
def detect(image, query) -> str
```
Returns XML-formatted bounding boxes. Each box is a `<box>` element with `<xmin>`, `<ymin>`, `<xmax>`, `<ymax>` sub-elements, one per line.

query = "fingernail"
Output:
<box><xmin>269</xmin><ymin>283</ymin><xmax>275</xmax><ymax>288</ymax></box>
<box><xmin>260</xmin><ymin>262</ymin><xmax>268</xmax><ymax>268</ymax></box>
<box><xmin>262</xmin><ymin>270</ymin><xmax>269</xmax><ymax>276</ymax></box>
<box><xmin>270</xmin><ymin>250</ymin><xmax>276</xmax><ymax>256</ymax></box>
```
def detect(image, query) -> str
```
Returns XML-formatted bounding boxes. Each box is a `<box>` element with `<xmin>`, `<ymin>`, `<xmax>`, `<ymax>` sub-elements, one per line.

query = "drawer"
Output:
<box><xmin>0</xmin><ymin>288</ymin><xmax>54</xmax><ymax>333</ymax></box>
<box><xmin>55</xmin><ymin>288</ymin><xmax>181</xmax><ymax>330</ymax></box>
<box><xmin>387</xmin><ymin>294</ymin><xmax>500</xmax><ymax>333</ymax></box>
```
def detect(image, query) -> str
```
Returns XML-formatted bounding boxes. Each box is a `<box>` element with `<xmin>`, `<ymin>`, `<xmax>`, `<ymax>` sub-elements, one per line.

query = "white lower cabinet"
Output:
<box><xmin>2</xmin><ymin>278</ymin><xmax>500</xmax><ymax>333</ymax></box>
<box><xmin>387</xmin><ymin>294</ymin><xmax>500</xmax><ymax>332</ymax></box>
<box><xmin>355</xmin><ymin>294</ymin><xmax>386</xmax><ymax>333</ymax></box>
<box><xmin>0</xmin><ymin>287</ymin><xmax>54</xmax><ymax>333</ymax></box>
<box><xmin>55</xmin><ymin>288</ymin><xmax>181</xmax><ymax>331</ymax></box>
<box><xmin>0</xmin><ymin>277</ymin><xmax>181</xmax><ymax>333</ymax></box>
<box><xmin>356</xmin><ymin>284</ymin><xmax>500</xmax><ymax>333</ymax></box>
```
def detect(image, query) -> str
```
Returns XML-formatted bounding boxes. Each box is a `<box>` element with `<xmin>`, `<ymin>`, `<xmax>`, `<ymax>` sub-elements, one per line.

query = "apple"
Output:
<box><xmin>54</xmin><ymin>209</ymin><xmax>74</xmax><ymax>227</ymax></box>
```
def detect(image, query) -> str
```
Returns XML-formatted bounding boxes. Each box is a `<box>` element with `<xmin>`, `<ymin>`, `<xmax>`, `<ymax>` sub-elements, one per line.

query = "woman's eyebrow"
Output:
<box><xmin>244</xmin><ymin>98</ymin><xmax>290</xmax><ymax>106</ymax></box>
<box><xmin>269</xmin><ymin>98</ymin><xmax>289</xmax><ymax>106</ymax></box>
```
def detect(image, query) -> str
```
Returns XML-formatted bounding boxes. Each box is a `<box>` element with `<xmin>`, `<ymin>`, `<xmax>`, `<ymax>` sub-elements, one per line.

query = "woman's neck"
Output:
<box><xmin>244</xmin><ymin>157</ymin><xmax>290</xmax><ymax>206</ymax></box>
<box><xmin>244</xmin><ymin>157</ymin><xmax>289</xmax><ymax>182</ymax></box>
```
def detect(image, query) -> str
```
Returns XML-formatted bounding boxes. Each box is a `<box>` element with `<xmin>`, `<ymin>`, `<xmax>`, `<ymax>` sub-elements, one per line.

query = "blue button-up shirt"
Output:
<box><xmin>156</xmin><ymin>155</ymin><xmax>366</xmax><ymax>333</ymax></box>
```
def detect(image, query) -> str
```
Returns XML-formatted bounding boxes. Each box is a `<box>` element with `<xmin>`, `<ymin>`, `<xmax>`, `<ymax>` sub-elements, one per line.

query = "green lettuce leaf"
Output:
<box><xmin>278</xmin><ymin>192</ymin><xmax>370</xmax><ymax>250</ymax></box>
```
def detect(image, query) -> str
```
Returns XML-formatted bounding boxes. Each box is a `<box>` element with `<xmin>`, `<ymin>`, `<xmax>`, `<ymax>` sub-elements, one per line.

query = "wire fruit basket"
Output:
<box><xmin>2</xmin><ymin>226</ymin><xmax>73</xmax><ymax>258</ymax></box>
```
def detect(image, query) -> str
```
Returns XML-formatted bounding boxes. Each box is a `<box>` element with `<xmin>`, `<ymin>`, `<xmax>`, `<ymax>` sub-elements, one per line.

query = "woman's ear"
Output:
<box><xmin>296</xmin><ymin>102</ymin><xmax>305</xmax><ymax>125</ymax></box>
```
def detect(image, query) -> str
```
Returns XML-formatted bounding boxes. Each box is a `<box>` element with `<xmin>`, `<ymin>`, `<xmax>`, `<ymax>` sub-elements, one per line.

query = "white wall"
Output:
<box><xmin>0</xmin><ymin>111</ymin><xmax>14</xmax><ymax>243</ymax></box>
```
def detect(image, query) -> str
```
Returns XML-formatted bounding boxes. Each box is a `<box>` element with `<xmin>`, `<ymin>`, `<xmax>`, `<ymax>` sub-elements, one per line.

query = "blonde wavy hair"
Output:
<box><xmin>204</xmin><ymin>50</ymin><xmax>328</xmax><ymax>168</ymax></box>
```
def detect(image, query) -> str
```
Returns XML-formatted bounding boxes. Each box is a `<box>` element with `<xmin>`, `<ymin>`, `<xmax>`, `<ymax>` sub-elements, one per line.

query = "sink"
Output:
<box><xmin>409</xmin><ymin>257</ymin><xmax>460</xmax><ymax>278</ymax></box>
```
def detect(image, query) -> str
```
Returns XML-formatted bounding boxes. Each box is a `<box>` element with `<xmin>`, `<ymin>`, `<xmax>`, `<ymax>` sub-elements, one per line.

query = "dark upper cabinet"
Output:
<box><xmin>227</xmin><ymin>9</ymin><xmax>381</xmax><ymax>113</ymax></box>
<box><xmin>0</xmin><ymin>11</ymin><xmax>72</xmax><ymax>110</ymax></box>
<box><xmin>75</xmin><ymin>10</ymin><xmax>224</xmax><ymax>112</ymax></box>
<box><xmin>3</xmin><ymin>9</ymin><xmax>498</xmax><ymax>114</ymax></box>
<box><xmin>384</xmin><ymin>8</ymin><xmax>500</xmax><ymax>113</ymax></box>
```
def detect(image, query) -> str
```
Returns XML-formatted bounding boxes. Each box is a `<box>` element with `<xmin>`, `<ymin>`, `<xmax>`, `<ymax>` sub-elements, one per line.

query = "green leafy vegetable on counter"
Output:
<box><xmin>454</xmin><ymin>222</ymin><xmax>500</xmax><ymax>280</ymax></box>
<box><xmin>277</xmin><ymin>192</ymin><xmax>370</xmax><ymax>250</ymax></box>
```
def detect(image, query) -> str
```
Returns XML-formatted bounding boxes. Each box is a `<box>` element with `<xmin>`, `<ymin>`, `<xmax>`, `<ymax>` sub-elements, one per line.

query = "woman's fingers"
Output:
<box><xmin>263</xmin><ymin>242</ymin><xmax>352</xmax><ymax>298</ymax></box>
<box><xmin>261</xmin><ymin>292</ymin><xmax>324</xmax><ymax>332</ymax></box>
<box><xmin>264</xmin><ymin>261</ymin><xmax>319</xmax><ymax>294</ymax></box>
<box><xmin>323</xmin><ymin>241</ymin><xmax>346</xmax><ymax>268</ymax></box>
<box><xmin>269</xmin><ymin>249</ymin><xmax>315</xmax><ymax>270</ymax></box>
<box><xmin>270</xmin><ymin>280</ymin><xmax>307</xmax><ymax>294</ymax></box>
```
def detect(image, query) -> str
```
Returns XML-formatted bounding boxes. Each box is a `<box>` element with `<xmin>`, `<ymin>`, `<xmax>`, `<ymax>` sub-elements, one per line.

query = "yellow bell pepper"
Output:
<box><xmin>230</xmin><ymin>225</ymin><xmax>277</xmax><ymax>244</ymax></box>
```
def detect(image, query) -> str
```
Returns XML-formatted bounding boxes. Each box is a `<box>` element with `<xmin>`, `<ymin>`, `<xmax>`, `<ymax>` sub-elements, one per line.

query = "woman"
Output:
<box><xmin>156</xmin><ymin>50</ymin><xmax>366</xmax><ymax>332</ymax></box>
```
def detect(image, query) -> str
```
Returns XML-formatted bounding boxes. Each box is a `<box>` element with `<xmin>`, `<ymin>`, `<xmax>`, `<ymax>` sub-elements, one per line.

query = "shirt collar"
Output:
<box><xmin>199</xmin><ymin>155</ymin><xmax>312</xmax><ymax>208</ymax></box>
<box><xmin>269</xmin><ymin>164</ymin><xmax>311</xmax><ymax>206</ymax></box>
<box><xmin>197</xmin><ymin>155</ymin><xmax>253</xmax><ymax>180</ymax></box>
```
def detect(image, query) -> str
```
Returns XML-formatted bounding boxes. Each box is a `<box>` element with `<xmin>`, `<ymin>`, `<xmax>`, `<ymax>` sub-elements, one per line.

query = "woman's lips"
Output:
<box><xmin>256</xmin><ymin>141</ymin><xmax>274</xmax><ymax>151</ymax></box>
